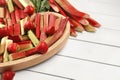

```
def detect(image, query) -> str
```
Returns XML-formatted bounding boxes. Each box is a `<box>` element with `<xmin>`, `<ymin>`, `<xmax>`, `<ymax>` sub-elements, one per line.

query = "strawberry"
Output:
<box><xmin>24</xmin><ymin>20</ymin><xmax>35</xmax><ymax>31</ymax></box>
<box><xmin>7</xmin><ymin>43</ymin><xmax>20</xmax><ymax>53</ymax></box>
<box><xmin>46</xmin><ymin>26</ymin><xmax>55</xmax><ymax>35</ymax></box>
<box><xmin>24</xmin><ymin>5</ymin><xmax>34</xmax><ymax>15</ymax></box>
<box><xmin>0</xmin><ymin>18</ymin><xmax>3</xmax><ymax>23</ymax></box>
<box><xmin>37</xmin><ymin>41</ymin><xmax>48</xmax><ymax>54</ymax></box>
<box><xmin>0</xmin><ymin>0</ymin><xmax>7</xmax><ymax>6</ymax></box>
<box><xmin>2</xmin><ymin>70</ymin><xmax>15</xmax><ymax>80</ymax></box>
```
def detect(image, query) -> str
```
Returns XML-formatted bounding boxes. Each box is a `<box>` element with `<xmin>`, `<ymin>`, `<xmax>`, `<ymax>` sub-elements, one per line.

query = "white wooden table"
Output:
<box><xmin>14</xmin><ymin>0</ymin><xmax>120</xmax><ymax>80</ymax></box>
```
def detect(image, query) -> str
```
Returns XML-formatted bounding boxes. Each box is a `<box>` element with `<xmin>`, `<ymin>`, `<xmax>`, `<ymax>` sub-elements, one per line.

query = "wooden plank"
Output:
<box><xmin>87</xmin><ymin>13</ymin><xmax>120</xmax><ymax>30</ymax></box>
<box><xmin>69</xmin><ymin>0</ymin><xmax>120</xmax><ymax>17</ymax></box>
<box><xmin>70</xmin><ymin>28</ymin><xmax>120</xmax><ymax>47</ymax></box>
<box><xmin>59</xmin><ymin>39</ymin><xmax>120</xmax><ymax>66</ymax></box>
<box><xmin>28</xmin><ymin>55</ymin><xmax>120</xmax><ymax>80</ymax></box>
<box><xmin>14</xmin><ymin>70</ymin><xmax>69</xmax><ymax>80</ymax></box>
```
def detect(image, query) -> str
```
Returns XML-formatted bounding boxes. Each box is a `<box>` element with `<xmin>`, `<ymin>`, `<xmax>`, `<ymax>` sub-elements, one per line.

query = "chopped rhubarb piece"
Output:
<box><xmin>48</xmin><ymin>13</ymin><xmax>56</xmax><ymax>28</ymax></box>
<box><xmin>0</xmin><ymin>23</ymin><xmax>5</xmax><ymax>28</ymax></box>
<box><xmin>5</xmin><ymin>8</ymin><xmax>10</xmax><ymax>19</ymax></box>
<box><xmin>0</xmin><ymin>55</ymin><xmax>3</xmax><ymax>62</ymax></box>
<box><xmin>28</xmin><ymin>30</ymin><xmax>39</xmax><ymax>47</ymax></box>
<box><xmin>20</xmin><ymin>17</ymin><xmax>29</xmax><ymax>35</ymax></box>
<box><xmin>7</xmin><ymin>0</ymin><xmax>14</xmax><ymax>13</ymax></box>
<box><xmin>35</xmin><ymin>13</ymin><xmax>41</xmax><ymax>39</ymax></box>
<box><xmin>0</xmin><ymin>7</ymin><xmax>5</xmax><ymax>18</ymax></box>
<box><xmin>15</xmin><ymin>7</ymin><xmax>20</xmax><ymax>23</ymax></box>
<box><xmin>40</xmin><ymin>14</ymin><xmax>47</xmax><ymax>41</ymax></box>
<box><xmin>10</xmin><ymin>11</ymin><xmax>17</xmax><ymax>24</ymax></box>
<box><xmin>55</xmin><ymin>17</ymin><xmax>62</xmax><ymax>31</ymax></box>
<box><xmin>6</xmin><ymin>18</ymin><xmax>12</xmax><ymax>26</ymax></box>
<box><xmin>9</xmin><ymin>35</ymin><xmax>23</xmax><ymax>42</ymax></box>
<box><xmin>45</xmin><ymin>35</ymin><xmax>54</xmax><ymax>44</ymax></box>
<box><xmin>40</xmin><ymin>30</ymin><xmax>47</xmax><ymax>42</ymax></box>
<box><xmin>17</xmin><ymin>40</ymin><xmax>33</xmax><ymax>51</ymax></box>
<box><xmin>19</xmin><ymin>0</ymin><xmax>30</xmax><ymax>8</ymax></box>
<box><xmin>55</xmin><ymin>0</ymin><xmax>89</xmax><ymax>18</ymax></box>
<box><xmin>47</xmin><ymin>13</ymin><xmax>56</xmax><ymax>35</ymax></box>
<box><xmin>40</xmin><ymin>15</ymin><xmax>44</xmax><ymax>31</ymax></box>
<box><xmin>70</xmin><ymin>27</ymin><xmax>77</xmax><ymax>37</ymax></box>
<box><xmin>0</xmin><ymin>37</ymin><xmax>8</xmax><ymax>55</ymax></box>
<box><xmin>48</xmin><ymin>17</ymin><xmax>68</xmax><ymax>47</ymax></box>
<box><xmin>9</xmin><ymin>52</ymin><xmax>26</xmax><ymax>61</ymax></box>
<box><xmin>30</xmin><ymin>13</ymin><xmax>36</xmax><ymax>22</ymax></box>
<box><xmin>86</xmin><ymin>17</ymin><xmax>101</xmax><ymax>27</ymax></box>
<box><xmin>3</xmin><ymin>39</ymin><xmax>13</xmax><ymax>62</ymax></box>
<box><xmin>25</xmin><ymin>47</ymin><xmax>37</xmax><ymax>56</ymax></box>
<box><xmin>43</xmin><ymin>12</ymin><xmax>49</xmax><ymax>32</ymax></box>
<box><xmin>13</xmin><ymin>0</ymin><xmax>24</xmax><ymax>9</ymax></box>
<box><xmin>84</xmin><ymin>24</ymin><xmax>96</xmax><ymax>32</ymax></box>
<box><xmin>7</xmin><ymin>25</ymin><xmax>14</xmax><ymax>36</ymax></box>
<box><xmin>0</xmin><ymin>27</ymin><xmax>9</xmax><ymax>38</ymax></box>
<box><xmin>69</xmin><ymin>18</ymin><xmax>84</xmax><ymax>32</ymax></box>
<box><xmin>14</xmin><ymin>24</ymin><xmax>21</xmax><ymax>36</ymax></box>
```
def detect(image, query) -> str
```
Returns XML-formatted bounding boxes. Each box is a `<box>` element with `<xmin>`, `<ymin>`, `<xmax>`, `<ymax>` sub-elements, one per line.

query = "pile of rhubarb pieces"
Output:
<box><xmin>0</xmin><ymin>0</ymin><xmax>69</xmax><ymax>63</ymax></box>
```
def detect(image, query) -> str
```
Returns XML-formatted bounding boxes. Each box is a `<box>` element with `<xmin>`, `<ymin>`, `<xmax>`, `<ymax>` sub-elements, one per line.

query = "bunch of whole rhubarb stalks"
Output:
<box><xmin>48</xmin><ymin>0</ymin><xmax>101</xmax><ymax>37</ymax></box>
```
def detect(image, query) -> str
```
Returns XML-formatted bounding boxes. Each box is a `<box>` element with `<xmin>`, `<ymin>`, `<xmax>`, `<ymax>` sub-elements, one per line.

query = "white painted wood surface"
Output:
<box><xmin>2</xmin><ymin>0</ymin><xmax>120</xmax><ymax>80</ymax></box>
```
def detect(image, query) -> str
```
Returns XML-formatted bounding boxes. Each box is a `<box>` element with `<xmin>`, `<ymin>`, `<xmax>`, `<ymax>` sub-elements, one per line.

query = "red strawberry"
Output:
<box><xmin>2</xmin><ymin>70</ymin><xmax>15</xmax><ymax>80</ymax></box>
<box><xmin>7</xmin><ymin>43</ymin><xmax>20</xmax><ymax>53</ymax></box>
<box><xmin>24</xmin><ymin>20</ymin><xmax>35</xmax><ymax>31</ymax></box>
<box><xmin>37</xmin><ymin>41</ymin><xmax>48</xmax><ymax>54</ymax></box>
<box><xmin>24</xmin><ymin>5</ymin><xmax>34</xmax><ymax>15</ymax></box>
<box><xmin>0</xmin><ymin>18</ymin><xmax>3</xmax><ymax>23</ymax></box>
<box><xmin>47</xmin><ymin>26</ymin><xmax>55</xmax><ymax>35</ymax></box>
<box><xmin>0</xmin><ymin>0</ymin><xmax>6</xmax><ymax>6</ymax></box>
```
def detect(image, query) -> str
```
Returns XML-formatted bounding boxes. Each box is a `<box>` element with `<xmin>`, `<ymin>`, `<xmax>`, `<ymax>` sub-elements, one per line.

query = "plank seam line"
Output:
<box><xmin>69</xmin><ymin>38</ymin><xmax>120</xmax><ymax>48</ymax></box>
<box><xmin>101</xmin><ymin>27</ymin><xmax>120</xmax><ymax>31</ymax></box>
<box><xmin>57</xmin><ymin>54</ymin><xmax>120</xmax><ymax>68</ymax></box>
<box><xmin>84</xmin><ymin>10</ymin><xmax>120</xmax><ymax>18</ymax></box>
<box><xmin>26</xmin><ymin>70</ymin><xmax>74</xmax><ymax>80</ymax></box>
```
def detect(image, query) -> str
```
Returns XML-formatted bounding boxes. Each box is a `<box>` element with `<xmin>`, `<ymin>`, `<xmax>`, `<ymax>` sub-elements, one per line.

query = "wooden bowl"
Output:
<box><xmin>0</xmin><ymin>12</ymin><xmax>70</xmax><ymax>73</ymax></box>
